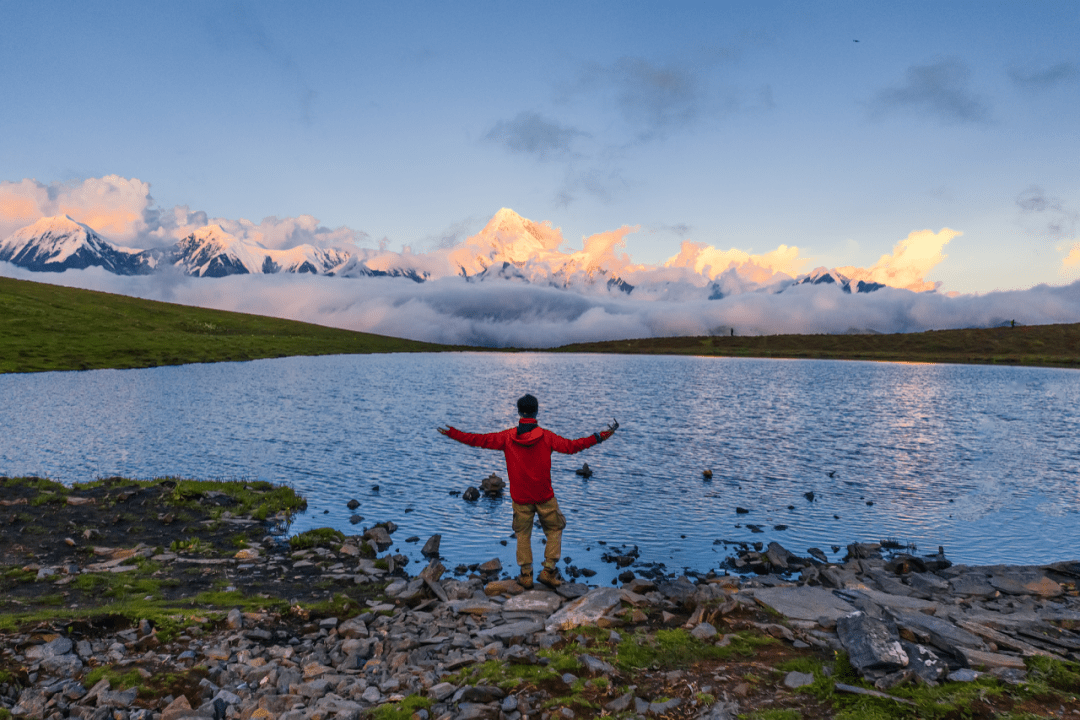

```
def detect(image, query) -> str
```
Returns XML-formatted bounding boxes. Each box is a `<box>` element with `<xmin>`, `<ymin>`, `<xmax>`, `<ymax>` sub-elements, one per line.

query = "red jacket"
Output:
<box><xmin>445</xmin><ymin>423</ymin><xmax>598</xmax><ymax>504</ymax></box>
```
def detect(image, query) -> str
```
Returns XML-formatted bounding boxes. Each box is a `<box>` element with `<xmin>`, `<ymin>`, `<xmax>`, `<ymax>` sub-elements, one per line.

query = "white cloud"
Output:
<box><xmin>0</xmin><ymin>176</ymin><xmax>370</xmax><ymax>252</ymax></box>
<box><xmin>4</xmin><ymin>262</ymin><xmax>1078</xmax><ymax>349</ymax></box>
<box><xmin>837</xmin><ymin>228</ymin><xmax>957</xmax><ymax>292</ymax></box>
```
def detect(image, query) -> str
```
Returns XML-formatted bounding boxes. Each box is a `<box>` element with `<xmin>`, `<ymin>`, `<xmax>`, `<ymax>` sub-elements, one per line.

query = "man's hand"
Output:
<box><xmin>597</xmin><ymin>418</ymin><xmax>619</xmax><ymax>442</ymax></box>
<box><xmin>437</xmin><ymin>426</ymin><xmax>450</xmax><ymax>436</ymax></box>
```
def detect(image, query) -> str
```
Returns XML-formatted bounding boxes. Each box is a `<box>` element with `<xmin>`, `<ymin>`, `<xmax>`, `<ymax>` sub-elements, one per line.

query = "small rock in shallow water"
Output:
<box><xmin>346</xmin><ymin>499</ymin><xmax>360</xmax><ymax>510</ymax></box>
<box><xmin>349</xmin><ymin>514</ymin><xmax>363</xmax><ymax>524</ymax></box>
<box><xmin>462</xmin><ymin>487</ymin><xmax>480</xmax><ymax>502</ymax></box>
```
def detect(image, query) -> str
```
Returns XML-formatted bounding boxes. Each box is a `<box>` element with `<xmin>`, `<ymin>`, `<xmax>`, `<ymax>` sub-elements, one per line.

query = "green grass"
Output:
<box><xmin>289</xmin><ymin>527</ymin><xmax>346</xmax><ymax>550</ymax></box>
<box><xmin>369</xmin><ymin>695</ymin><xmax>432</xmax><ymax>720</ymax></box>
<box><xmin>0</xmin><ymin>276</ymin><xmax>464</xmax><ymax>374</ymax></box>
<box><xmin>554</xmin><ymin>323</ymin><xmax>1080</xmax><ymax>368</ymax></box>
<box><xmin>615</xmin><ymin>629</ymin><xmax>776</xmax><ymax>672</ymax></box>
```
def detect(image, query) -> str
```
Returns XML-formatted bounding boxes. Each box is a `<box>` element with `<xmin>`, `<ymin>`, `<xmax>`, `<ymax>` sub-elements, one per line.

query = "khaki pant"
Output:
<box><xmin>512</xmin><ymin>497</ymin><xmax>566</xmax><ymax>574</ymax></box>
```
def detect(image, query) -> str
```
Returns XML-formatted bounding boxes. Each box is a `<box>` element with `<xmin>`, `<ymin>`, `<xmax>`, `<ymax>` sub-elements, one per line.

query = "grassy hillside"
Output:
<box><xmin>554</xmin><ymin>324</ymin><xmax>1080</xmax><ymax>368</ymax></box>
<box><xmin>0</xmin><ymin>276</ymin><xmax>458</xmax><ymax>373</ymax></box>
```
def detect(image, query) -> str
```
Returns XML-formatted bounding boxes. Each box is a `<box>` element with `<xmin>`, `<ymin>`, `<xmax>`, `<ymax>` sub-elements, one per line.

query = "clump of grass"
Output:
<box><xmin>83</xmin><ymin>667</ymin><xmax>145</xmax><ymax>691</ymax></box>
<box><xmin>289</xmin><ymin>528</ymin><xmax>345</xmax><ymax>550</ymax></box>
<box><xmin>615</xmin><ymin>629</ymin><xmax>774</xmax><ymax>672</ymax></box>
<box><xmin>742</xmin><ymin>711</ymin><xmax>802</xmax><ymax>720</ymax></box>
<box><xmin>369</xmin><ymin>694</ymin><xmax>432</xmax><ymax>720</ymax></box>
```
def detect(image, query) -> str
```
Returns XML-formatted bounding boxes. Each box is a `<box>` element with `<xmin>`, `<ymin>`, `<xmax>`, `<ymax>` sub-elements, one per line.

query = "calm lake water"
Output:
<box><xmin>2</xmin><ymin>353</ymin><xmax>1078</xmax><ymax>582</ymax></box>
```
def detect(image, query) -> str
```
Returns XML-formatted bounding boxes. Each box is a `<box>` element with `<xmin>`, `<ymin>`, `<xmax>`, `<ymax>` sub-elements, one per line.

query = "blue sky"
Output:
<box><xmin>2</xmin><ymin>0</ymin><xmax>1078</xmax><ymax>293</ymax></box>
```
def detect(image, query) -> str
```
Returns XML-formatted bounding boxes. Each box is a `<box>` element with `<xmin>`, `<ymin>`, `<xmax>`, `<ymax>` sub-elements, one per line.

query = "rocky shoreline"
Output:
<box><xmin>3</xmin><ymin>478</ymin><xmax>1080</xmax><ymax>719</ymax></box>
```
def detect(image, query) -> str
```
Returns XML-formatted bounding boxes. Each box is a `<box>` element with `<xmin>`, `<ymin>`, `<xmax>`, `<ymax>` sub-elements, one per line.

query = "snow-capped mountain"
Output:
<box><xmin>0</xmin><ymin>218</ymin><xmax>354</xmax><ymax>278</ymax></box>
<box><xmin>0</xmin><ymin>215</ymin><xmax>150</xmax><ymax>274</ymax></box>
<box><xmin>792</xmin><ymin>267</ymin><xmax>885</xmax><ymax>294</ymax></box>
<box><xmin>452</xmin><ymin>208</ymin><xmax>635</xmax><ymax>293</ymax></box>
<box><xmin>169</xmin><ymin>225</ymin><xmax>350</xmax><ymax>277</ymax></box>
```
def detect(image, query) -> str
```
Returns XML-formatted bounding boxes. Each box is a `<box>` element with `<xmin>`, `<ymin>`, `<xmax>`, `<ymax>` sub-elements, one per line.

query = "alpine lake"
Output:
<box><xmin>2</xmin><ymin>352</ymin><xmax>1078</xmax><ymax>584</ymax></box>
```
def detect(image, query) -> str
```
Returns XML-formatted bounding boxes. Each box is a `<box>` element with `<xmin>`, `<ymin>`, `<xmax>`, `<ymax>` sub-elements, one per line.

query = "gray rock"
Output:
<box><xmin>25</xmin><ymin>636</ymin><xmax>74</xmax><ymax>660</ymax></box>
<box><xmin>889</xmin><ymin>610</ymin><xmax>987</xmax><ymax>655</ymax></box>
<box><xmin>457</xmin><ymin>703</ymin><xmax>499</xmax><ymax>720</ymax></box>
<box><xmin>764</xmin><ymin>542</ymin><xmax>797</xmax><ymax>570</ymax></box>
<box><xmin>555</xmin><ymin>582</ymin><xmax>590</xmax><ymax>599</ymax></box>
<box><xmin>835</xmin><ymin>612</ymin><xmax>908</xmax><ymax>673</ymax></box>
<box><xmin>690</xmin><ymin>622</ymin><xmax>718</xmax><ymax>640</ymax></box>
<box><xmin>634</xmin><ymin>697</ymin><xmax>651</xmax><ymax>714</ymax></box>
<box><xmin>948</xmin><ymin>574</ymin><xmax>997</xmax><ymax>598</ymax></box>
<box><xmin>226</xmin><ymin>608</ymin><xmax>243</xmax><ymax>630</ymax></box>
<box><xmin>339</xmin><ymin>616</ymin><xmax>368</xmax><ymax>638</ymax></box>
<box><xmin>899</xmin><ymin>641</ymin><xmax>946</xmax><ymax>684</ymax></box>
<box><xmin>783</xmin><ymin>671</ymin><xmax>815</xmax><ymax>688</ymax></box>
<box><xmin>947</xmin><ymin>668</ymin><xmax>982</xmax><ymax>682</ymax></box>
<box><xmin>751</xmin><ymin>586</ymin><xmax>855</xmax><ymax>622</ymax></box>
<box><xmin>422</xmin><ymin>534</ymin><xmax>442</xmax><ymax>557</ymax></box>
<box><xmin>476</xmin><ymin>620</ymin><xmax>544</xmax><ymax>642</ymax></box>
<box><xmin>500</xmin><ymin>695</ymin><xmax>518</xmax><ymax>712</ymax></box>
<box><xmin>478</xmin><ymin>558</ymin><xmax>502</xmax><ymax>573</ymax></box>
<box><xmin>546</xmin><ymin>587</ymin><xmax>621</xmax><ymax>632</ymax></box>
<box><xmin>503</xmin><ymin>590</ymin><xmax>564</xmax><ymax>615</ymax></box>
<box><xmin>657</xmin><ymin>576</ymin><xmax>697</xmax><ymax>603</ymax></box>
<box><xmin>98</xmin><ymin>688</ymin><xmax>139</xmax><ymax>708</ymax></box>
<box><xmin>604</xmin><ymin>693</ymin><xmax>634</xmax><ymax>712</ymax></box>
<box><xmin>365</xmin><ymin>526</ymin><xmax>393</xmax><ymax>548</ymax></box>
<box><xmin>360</xmin><ymin>685</ymin><xmax>381</xmax><ymax>703</ymax></box>
<box><xmin>429</xmin><ymin>682</ymin><xmax>457</xmax><ymax>701</ymax></box>
<box><xmin>579</xmin><ymin>654</ymin><xmax>615</xmax><ymax>675</ymax></box>
<box><xmin>11</xmin><ymin>688</ymin><xmax>48</xmax><ymax>718</ymax></box>
<box><xmin>907</xmin><ymin>572</ymin><xmax>949</xmax><ymax>596</ymax></box>
<box><xmin>462</xmin><ymin>487</ymin><xmax>481</xmax><ymax>502</ymax></box>
<box><xmin>39</xmin><ymin>654</ymin><xmax>82</xmax><ymax>676</ymax></box>
<box><xmin>650</xmin><ymin>697</ymin><xmax>681</xmax><ymax>714</ymax></box>
<box><xmin>459</xmin><ymin>685</ymin><xmax>505</xmax><ymax>703</ymax></box>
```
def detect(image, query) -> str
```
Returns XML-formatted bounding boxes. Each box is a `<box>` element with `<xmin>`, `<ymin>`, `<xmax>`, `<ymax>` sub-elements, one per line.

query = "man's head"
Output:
<box><xmin>517</xmin><ymin>394</ymin><xmax>539</xmax><ymax>418</ymax></box>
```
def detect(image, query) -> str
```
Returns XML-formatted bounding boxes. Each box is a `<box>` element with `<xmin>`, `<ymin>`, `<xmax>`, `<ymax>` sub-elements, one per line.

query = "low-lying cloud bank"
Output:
<box><xmin>4</xmin><ymin>262</ymin><xmax>1078</xmax><ymax>348</ymax></box>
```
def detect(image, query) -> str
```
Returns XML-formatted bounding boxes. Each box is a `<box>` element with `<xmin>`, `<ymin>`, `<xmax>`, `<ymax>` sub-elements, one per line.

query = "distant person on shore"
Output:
<box><xmin>438</xmin><ymin>394</ymin><xmax>618</xmax><ymax>589</ymax></box>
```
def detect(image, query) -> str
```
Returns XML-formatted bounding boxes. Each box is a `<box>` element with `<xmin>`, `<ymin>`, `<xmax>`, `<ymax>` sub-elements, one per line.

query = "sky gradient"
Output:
<box><xmin>2</xmin><ymin>1</ymin><xmax>1079</xmax><ymax>296</ymax></box>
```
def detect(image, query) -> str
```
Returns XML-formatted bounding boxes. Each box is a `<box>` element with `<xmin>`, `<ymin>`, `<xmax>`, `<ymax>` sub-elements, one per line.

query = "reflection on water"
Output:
<box><xmin>2</xmin><ymin>353</ymin><xmax>1078</xmax><ymax>582</ymax></box>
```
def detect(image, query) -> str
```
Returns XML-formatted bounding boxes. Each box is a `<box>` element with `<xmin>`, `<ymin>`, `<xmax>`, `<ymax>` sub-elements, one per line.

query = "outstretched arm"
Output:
<box><xmin>438</xmin><ymin>426</ymin><xmax>507</xmax><ymax>450</ymax></box>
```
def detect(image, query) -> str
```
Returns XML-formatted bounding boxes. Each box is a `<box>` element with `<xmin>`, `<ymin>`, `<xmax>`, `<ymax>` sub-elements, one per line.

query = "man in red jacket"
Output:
<box><xmin>438</xmin><ymin>394</ymin><xmax>618</xmax><ymax>589</ymax></box>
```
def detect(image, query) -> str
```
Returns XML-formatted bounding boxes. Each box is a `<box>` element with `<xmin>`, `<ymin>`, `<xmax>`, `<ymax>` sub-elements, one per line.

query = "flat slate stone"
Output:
<box><xmin>475</xmin><ymin>620</ymin><xmax>544</xmax><ymax>641</ymax></box>
<box><xmin>948</xmin><ymin>574</ymin><xmax>997</xmax><ymax>597</ymax></box>
<box><xmin>751</xmin><ymin>586</ymin><xmax>855</xmax><ymax>622</ymax></box>
<box><xmin>447</xmin><ymin>599</ymin><xmax>501</xmax><ymax>615</ymax></box>
<box><xmin>546</xmin><ymin>587</ymin><xmax>621</xmax><ymax>632</ymax></box>
<box><xmin>836</xmin><ymin>612</ymin><xmax>908</xmax><ymax>673</ymax></box>
<box><xmin>844</xmin><ymin>587</ymin><xmax>939</xmax><ymax>615</ymax></box>
<box><xmin>890</xmin><ymin>610</ymin><xmax>988</xmax><ymax>654</ymax></box>
<box><xmin>503</xmin><ymin>590</ymin><xmax>564</xmax><ymax>615</ymax></box>
<box><xmin>956</xmin><ymin>646</ymin><xmax>1027</xmax><ymax>670</ymax></box>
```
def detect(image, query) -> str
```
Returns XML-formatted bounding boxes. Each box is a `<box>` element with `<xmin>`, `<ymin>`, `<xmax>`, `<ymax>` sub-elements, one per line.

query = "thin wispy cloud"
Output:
<box><xmin>484</xmin><ymin>112</ymin><xmax>588</xmax><ymax>161</ymax></box>
<box><xmin>1017</xmin><ymin>185</ymin><xmax>1078</xmax><ymax>241</ymax></box>
<box><xmin>1009</xmin><ymin>62</ymin><xmax>1079</xmax><ymax>90</ymax></box>
<box><xmin>202</xmin><ymin>1</ymin><xmax>318</xmax><ymax>125</ymax></box>
<box><xmin>585</xmin><ymin>56</ymin><xmax>705</xmax><ymax>141</ymax></box>
<box><xmin>869</xmin><ymin>58</ymin><xmax>992</xmax><ymax>125</ymax></box>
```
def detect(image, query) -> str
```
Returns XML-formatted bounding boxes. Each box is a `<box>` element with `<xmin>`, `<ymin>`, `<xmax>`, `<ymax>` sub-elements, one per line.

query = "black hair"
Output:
<box><xmin>516</xmin><ymin>393</ymin><xmax>539</xmax><ymax>418</ymax></box>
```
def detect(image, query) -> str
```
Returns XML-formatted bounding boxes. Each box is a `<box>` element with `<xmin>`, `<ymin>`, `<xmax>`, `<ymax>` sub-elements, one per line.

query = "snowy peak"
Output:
<box><xmin>171</xmin><ymin>225</ymin><xmax>351</xmax><ymax>277</ymax></box>
<box><xmin>0</xmin><ymin>215</ymin><xmax>148</xmax><ymax>274</ymax></box>
<box><xmin>793</xmin><ymin>267</ymin><xmax>884</xmax><ymax>294</ymax></box>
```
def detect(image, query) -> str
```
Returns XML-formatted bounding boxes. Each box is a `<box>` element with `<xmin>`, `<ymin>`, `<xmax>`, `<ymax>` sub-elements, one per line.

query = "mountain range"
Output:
<box><xmin>0</xmin><ymin>211</ymin><xmax>884</xmax><ymax>297</ymax></box>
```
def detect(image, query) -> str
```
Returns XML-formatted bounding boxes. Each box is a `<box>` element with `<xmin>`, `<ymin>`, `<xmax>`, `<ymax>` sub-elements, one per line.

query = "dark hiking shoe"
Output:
<box><xmin>538</xmin><ymin>567</ymin><xmax>563</xmax><ymax>588</ymax></box>
<box><xmin>517</xmin><ymin>573</ymin><xmax>534</xmax><ymax>590</ymax></box>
